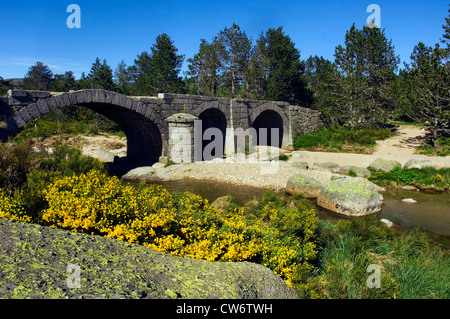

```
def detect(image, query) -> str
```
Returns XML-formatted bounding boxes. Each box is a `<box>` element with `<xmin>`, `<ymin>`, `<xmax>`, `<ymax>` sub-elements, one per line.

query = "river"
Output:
<box><xmin>124</xmin><ymin>178</ymin><xmax>450</xmax><ymax>248</ymax></box>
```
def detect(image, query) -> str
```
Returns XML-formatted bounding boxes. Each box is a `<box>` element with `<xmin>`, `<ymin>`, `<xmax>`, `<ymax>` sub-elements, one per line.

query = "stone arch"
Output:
<box><xmin>250</xmin><ymin>104</ymin><xmax>288</xmax><ymax>148</ymax></box>
<box><xmin>3</xmin><ymin>90</ymin><xmax>167</xmax><ymax>166</ymax></box>
<box><xmin>193</xmin><ymin>100</ymin><xmax>231</xmax><ymax>124</ymax></box>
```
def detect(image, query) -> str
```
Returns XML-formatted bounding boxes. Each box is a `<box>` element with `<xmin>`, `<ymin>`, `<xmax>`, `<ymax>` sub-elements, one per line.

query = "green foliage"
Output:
<box><xmin>132</xmin><ymin>34</ymin><xmax>185</xmax><ymax>95</ymax></box>
<box><xmin>369</xmin><ymin>166</ymin><xmax>450</xmax><ymax>191</ymax></box>
<box><xmin>255</xmin><ymin>27</ymin><xmax>309</xmax><ymax>104</ymax></box>
<box><xmin>85</xmin><ymin>58</ymin><xmax>117</xmax><ymax>91</ymax></box>
<box><xmin>0</xmin><ymin>140</ymin><xmax>35</xmax><ymax>194</ymax></box>
<box><xmin>293</xmin><ymin>126</ymin><xmax>392</xmax><ymax>153</ymax></box>
<box><xmin>39</xmin><ymin>144</ymin><xmax>106</xmax><ymax>177</ymax></box>
<box><xmin>12</xmin><ymin>105</ymin><xmax>123</xmax><ymax>142</ymax></box>
<box><xmin>23</xmin><ymin>62</ymin><xmax>53</xmax><ymax>91</ymax></box>
<box><xmin>417</xmin><ymin>136</ymin><xmax>450</xmax><ymax>157</ymax></box>
<box><xmin>313</xmin><ymin>218</ymin><xmax>449</xmax><ymax>299</ymax></box>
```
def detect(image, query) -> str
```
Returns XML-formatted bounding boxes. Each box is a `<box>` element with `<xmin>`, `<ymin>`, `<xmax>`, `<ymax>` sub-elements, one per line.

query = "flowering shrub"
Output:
<box><xmin>3</xmin><ymin>170</ymin><xmax>318</xmax><ymax>295</ymax></box>
<box><xmin>0</xmin><ymin>189</ymin><xmax>31</xmax><ymax>223</ymax></box>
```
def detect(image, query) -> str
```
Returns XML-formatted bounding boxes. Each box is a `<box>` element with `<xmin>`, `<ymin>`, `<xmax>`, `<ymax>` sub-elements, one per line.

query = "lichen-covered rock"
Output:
<box><xmin>212</xmin><ymin>195</ymin><xmax>234</xmax><ymax>212</ymax></box>
<box><xmin>369</xmin><ymin>158</ymin><xmax>401</xmax><ymax>172</ymax></box>
<box><xmin>289</xmin><ymin>161</ymin><xmax>309</xmax><ymax>170</ymax></box>
<box><xmin>404</xmin><ymin>158</ymin><xmax>435</xmax><ymax>169</ymax></box>
<box><xmin>285</xmin><ymin>174</ymin><xmax>325</xmax><ymax>198</ymax></box>
<box><xmin>0</xmin><ymin>217</ymin><xmax>298</xmax><ymax>299</ymax></box>
<box><xmin>312</xmin><ymin>162</ymin><xmax>341</xmax><ymax>172</ymax></box>
<box><xmin>339</xmin><ymin>166</ymin><xmax>371</xmax><ymax>177</ymax></box>
<box><xmin>317</xmin><ymin>177</ymin><xmax>382</xmax><ymax>216</ymax></box>
<box><xmin>121</xmin><ymin>166</ymin><xmax>156</xmax><ymax>180</ymax></box>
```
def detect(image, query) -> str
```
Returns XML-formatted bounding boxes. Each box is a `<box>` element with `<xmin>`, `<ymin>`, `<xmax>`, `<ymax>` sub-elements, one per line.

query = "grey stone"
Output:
<box><xmin>317</xmin><ymin>177</ymin><xmax>382</xmax><ymax>216</ymax></box>
<box><xmin>402</xmin><ymin>198</ymin><xmax>417</xmax><ymax>204</ymax></box>
<box><xmin>289</xmin><ymin>161</ymin><xmax>309</xmax><ymax>170</ymax></box>
<box><xmin>121</xmin><ymin>167</ymin><xmax>156</xmax><ymax>180</ymax></box>
<box><xmin>404</xmin><ymin>158</ymin><xmax>435</xmax><ymax>169</ymax></box>
<box><xmin>285</xmin><ymin>174</ymin><xmax>325</xmax><ymax>198</ymax></box>
<box><xmin>369</xmin><ymin>158</ymin><xmax>402</xmax><ymax>172</ymax></box>
<box><xmin>97</xmin><ymin>149</ymin><xmax>117</xmax><ymax>162</ymax></box>
<box><xmin>312</xmin><ymin>162</ymin><xmax>341</xmax><ymax>172</ymax></box>
<box><xmin>380</xmin><ymin>219</ymin><xmax>394</xmax><ymax>228</ymax></box>
<box><xmin>212</xmin><ymin>195</ymin><xmax>234</xmax><ymax>213</ymax></box>
<box><xmin>347</xmin><ymin>166</ymin><xmax>372</xmax><ymax>178</ymax></box>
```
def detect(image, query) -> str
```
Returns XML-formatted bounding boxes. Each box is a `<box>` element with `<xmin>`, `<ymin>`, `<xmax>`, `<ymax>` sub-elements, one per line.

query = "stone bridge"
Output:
<box><xmin>0</xmin><ymin>90</ymin><xmax>323</xmax><ymax>166</ymax></box>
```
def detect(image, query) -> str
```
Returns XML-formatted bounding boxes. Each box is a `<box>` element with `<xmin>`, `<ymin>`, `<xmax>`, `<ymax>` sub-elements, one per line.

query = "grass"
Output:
<box><xmin>368</xmin><ymin>166</ymin><xmax>450</xmax><ymax>191</ymax></box>
<box><xmin>416</xmin><ymin>136</ymin><xmax>450</xmax><ymax>157</ymax></box>
<box><xmin>312</xmin><ymin>218</ymin><xmax>449</xmax><ymax>299</ymax></box>
<box><xmin>294</xmin><ymin>126</ymin><xmax>393</xmax><ymax>154</ymax></box>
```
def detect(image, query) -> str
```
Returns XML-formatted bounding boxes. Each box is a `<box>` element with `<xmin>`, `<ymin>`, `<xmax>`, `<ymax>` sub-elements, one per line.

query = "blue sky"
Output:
<box><xmin>0</xmin><ymin>0</ymin><xmax>448</xmax><ymax>79</ymax></box>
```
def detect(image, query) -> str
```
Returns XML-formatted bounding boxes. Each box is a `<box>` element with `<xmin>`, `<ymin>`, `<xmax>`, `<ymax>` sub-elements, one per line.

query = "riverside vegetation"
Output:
<box><xmin>0</xmin><ymin>141</ymin><xmax>448</xmax><ymax>299</ymax></box>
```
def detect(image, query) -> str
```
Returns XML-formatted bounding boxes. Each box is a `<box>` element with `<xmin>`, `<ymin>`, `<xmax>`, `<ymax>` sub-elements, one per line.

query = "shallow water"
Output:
<box><xmin>124</xmin><ymin>178</ymin><xmax>450</xmax><ymax>247</ymax></box>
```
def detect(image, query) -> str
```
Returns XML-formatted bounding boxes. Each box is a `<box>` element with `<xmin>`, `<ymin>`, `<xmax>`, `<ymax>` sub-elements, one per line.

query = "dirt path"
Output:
<box><xmin>292</xmin><ymin>125</ymin><xmax>449</xmax><ymax>169</ymax></box>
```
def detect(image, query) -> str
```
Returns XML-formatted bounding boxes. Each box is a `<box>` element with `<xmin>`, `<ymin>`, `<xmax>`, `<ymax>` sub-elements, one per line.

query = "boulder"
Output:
<box><xmin>290</xmin><ymin>151</ymin><xmax>309</xmax><ymax>159</ymax></box>
<box><xmin>380</xmin><ymin>218</ymin><xmax>394</xmax><ymax>228</ymax></box>
<box><xmin>312</xmin><ymin>162</ymin><xmax>341</xmax><ymax>172</ymax></box>
<box><xmin>339</xmin><ymin>165</ymin><xmax>371</xmax><ymax>177</ymax></box>
<box><xmin>317</xmin><ymin>177</ymin><xmax>382</xmax><ymax>216</ymax></box>
<box><xmin>404</xmin><ymin>158</ymin><xmax>435</xmax><ymax>169</ymax></box>
<box><xmin>97</xmin><ymin>148</ymin><xmax>117</xmax><ymax>162</ymax></box>
<box><xmin>0</xmin><ymin>217</ymin><xmax>298</xmax><ymax>299</ymax></box>
<box><xmin>369</xmin><ymin>158</ymin><xmax>401</xmax><ymax>172</ymax></box>
<box><xmin>285</xmin><ymin>174</ymin><xmax>325</xmax><ymax>198</ymax></box>
<box><xmin>350</xmin><ymin>166</ymin><xmax>372</xmax><ymax>178</ymax></box>
<box><xmin>121</xmin><ymin>167</ymin><xmax>156</xmax><ymax>180</ymax></box>
<box><xmin>289</xmin><ymin>161</ymin><xmax>309</xmax><ymax>170</ymax></box>
<box><xmin>212</xmin><ymin>195</ymin><xmax>234</xmax><ymax>213</ymax></box>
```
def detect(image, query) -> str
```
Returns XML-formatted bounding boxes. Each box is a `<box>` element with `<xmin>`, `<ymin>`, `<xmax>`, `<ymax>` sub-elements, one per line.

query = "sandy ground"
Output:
<box><xmin>292</xmin><ymin>125</ymin><xmax>449</xmax><ymax>169</ymax></box>
<box><xmin>169</xmin><ymin>125</ymin><xmax>449</xmax><ymax>190</ymax></box>
<box><xmin>37</xmin><ymin>125</ymin><xmax>448</xmax><ymax>190</ymax></box>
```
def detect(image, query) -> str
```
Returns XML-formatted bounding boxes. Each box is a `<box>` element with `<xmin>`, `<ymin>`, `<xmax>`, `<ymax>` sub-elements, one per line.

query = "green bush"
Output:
<box><xmin>0</xmin><ymin>140</ymin><xmax>36</xmax><ymax>194</ymax></box>
<box><xmin>369</xmin><ymin>167</ymin><xmax>450</xmax><ymax>190</ymax></box>
<box><xmin>294</xmin><ymin>126</ymin><xmax>392</xmax><ymax>153</ymax></box>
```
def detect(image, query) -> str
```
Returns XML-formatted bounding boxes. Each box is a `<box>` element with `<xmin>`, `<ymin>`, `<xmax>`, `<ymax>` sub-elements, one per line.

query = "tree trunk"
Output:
<box><xmin>433</xmin><ymin>117</ymin><xmax>439</xmax><ymax>149</ymax></box>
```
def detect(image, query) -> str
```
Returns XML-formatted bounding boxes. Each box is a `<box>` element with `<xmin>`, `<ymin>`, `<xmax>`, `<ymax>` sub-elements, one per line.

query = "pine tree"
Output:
<box><xmin>149</xmin><ymin>33</ymin><xmax>185</xmax><ymax>94</ymax></box>
<box><xmin>51</xmin><ymin>71</ymin><xmax>77</xmax><ymax>92</ymax></box>
<box><xmin>86</xmin><ymin>58</ymin><xmax>116</xmax><ymax>91</ymax></box>
<box><xmin>23</xmin><ymin>62</ymin><xmax>53</xmax><ymax>90</ymax></box>
<box><xmin>186</xmin><ymin>39</ymin><xmax>225</xmax><ymax>96</ymax></box>
<box><xmin>215</xmin><ymin>23</ymin><xmax>252</xmax><ymax>97</ymax></box>
<box><xmin>114</xmin><ymin>60</ymin><xmax>133</xmax><ymax>94</ymax></box>
<box><xmin>405</xmin><ymin>42</ymin><xmax>449</xmax><ymax>148</ymax></box>
<box><xmin>332</xmin><ymin>24</ymin><xmax>399</xmax><ymax>128</ymax></box>
<box><xmin>133</xmin><ymin>34</ymin><xmax>184</xmax><ymax>95</ymax></box>
<box><xmin>255</xmin><ymin>27</ymin><xmax>308</xmax><ymax>104</ymax></box>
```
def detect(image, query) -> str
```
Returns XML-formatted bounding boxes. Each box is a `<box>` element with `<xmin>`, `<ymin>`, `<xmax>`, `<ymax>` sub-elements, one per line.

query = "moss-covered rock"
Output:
<box><xmin>369</xmin><ymin>158</ymin><xmax>402</xmax><ymax>172</ymax></box>
<box><xmin>317</xmin><ymin>177</ymin><xmax>382</xmax><ymax>216</ymax></box>
<box><xmin>0</xmin><ymin>218</ymin><xmax>298</xmax><ymax>299</ymax></box>
<box><xmin>285</xmin><ymin>174</ymin><xmax>325</xmax><ymax>198</ymax></box>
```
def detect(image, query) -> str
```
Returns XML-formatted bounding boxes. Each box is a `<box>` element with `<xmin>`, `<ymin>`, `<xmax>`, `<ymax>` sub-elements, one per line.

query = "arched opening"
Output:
<box><xmin>198</xmin><ymin>108</ymin><xmax>227</xmax><ymax>161</ymax></box>
<box><xmin>252</xmin><ymin>110</ymin><xmax>284</xmax><ymax>148</ymax></box>
<box><xmin>7</xmin><ymin>102</ymin><xmax>163</xmax><ymax>170</ymax></box>
<box><xmin>89</xmin><ymin>103</ymin><xmax>162</xmax><ymax>167</ymax></box>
